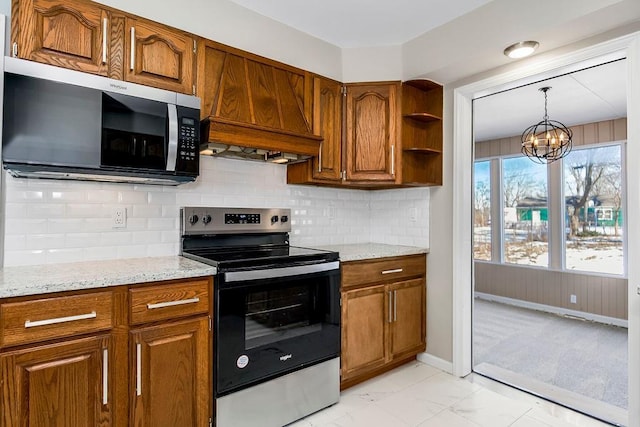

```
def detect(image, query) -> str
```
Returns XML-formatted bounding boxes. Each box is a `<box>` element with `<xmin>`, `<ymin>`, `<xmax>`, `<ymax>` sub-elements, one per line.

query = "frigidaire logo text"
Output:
<box><xmin>279</xmin><ymin>354</ymin><xmax>292</xmax><ymax>361</ymax></box>
<box><xmin>109</xmin><ymin>83</ymin><xmax>128</xmax><ymax>91</ymax></box>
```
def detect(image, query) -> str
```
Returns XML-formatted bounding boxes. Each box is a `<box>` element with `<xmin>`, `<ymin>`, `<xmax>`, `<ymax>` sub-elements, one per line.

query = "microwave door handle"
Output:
<box><xmin>166</xmin><ymin>104</ymin><xmax>178</xmax><ymax>172</ymax></box>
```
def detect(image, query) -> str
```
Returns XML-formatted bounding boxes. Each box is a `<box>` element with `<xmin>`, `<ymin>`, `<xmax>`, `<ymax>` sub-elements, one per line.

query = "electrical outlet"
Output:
<box><xmin>570</xmin><ymin>294</ymin><xmax>577</xmax><ymax>304</ymax></box>
<box><xmin>112</xmin><ymin>207</ymin><xmax>126</xmax><ymax>228</ymax></box>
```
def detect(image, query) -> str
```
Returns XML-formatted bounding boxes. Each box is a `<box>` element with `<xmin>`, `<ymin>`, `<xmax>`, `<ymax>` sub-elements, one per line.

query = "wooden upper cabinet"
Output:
<box><xmin>0</xmin><ymin>334</ymin><xmax>113</xmax><ymax>427</ymax></box>
<box><xmin>124</xmin><ymin>17</ymin><xmax>196</xmax><ymax>94</ymax></box>
<box><xmin>11</xmin><ymin>0</ymin><xmax>197</xmax><ymax>94</ymax></box>
<box><xmin>312</xmin><ymin>76</ymin><xmax>343</xmax><ymax>182</ymax></box>
<box><xmin>197</xmin><ymin>40</ymin><xmax>321</xmax><ymax>156</ymax></box>
<box><xmin>345</xmin><ymin>82</ymin><xmax>400</xmax><ymax>182</ymax></box>
<box><xmin>11</xmin><ymin>0</ymin><xmax>111</xmax><ymax>76</ymax></box>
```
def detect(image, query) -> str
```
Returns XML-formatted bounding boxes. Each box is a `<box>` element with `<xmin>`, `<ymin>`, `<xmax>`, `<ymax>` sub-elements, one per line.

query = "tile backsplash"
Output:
<box><xmin>2</xmin><ymin>156</ymin><xmax>429</xmax><ymax>266</ymax></box>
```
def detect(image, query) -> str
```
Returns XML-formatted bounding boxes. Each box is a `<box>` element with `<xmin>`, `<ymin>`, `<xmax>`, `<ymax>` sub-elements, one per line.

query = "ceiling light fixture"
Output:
<box><xmin>521</xmin><ymin>87</ymin><xmax>572</xmax><ymax>164</ymax></box>
<box><xmin>504</xmin><ymin>41</ymin><xmax>539</xmax><ymax>59</ymax></box>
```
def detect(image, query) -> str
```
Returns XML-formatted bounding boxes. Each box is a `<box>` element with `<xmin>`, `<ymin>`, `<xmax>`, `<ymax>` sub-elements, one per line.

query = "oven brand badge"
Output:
<box><xmin>236</xmin><ymin>355</ymin><xmax>249</xmax><ymax>369</ymax></box>
<box><xmin>280</xmin><ymin>354</ymin><xmax>292</xmax><ymax>362</ymax></box>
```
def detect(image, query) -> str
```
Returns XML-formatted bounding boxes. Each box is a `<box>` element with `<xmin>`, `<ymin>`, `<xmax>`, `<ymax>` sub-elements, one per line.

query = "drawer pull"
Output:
<box><xmin>388</xmin><ymin>291</ymin><xmax>392</xmax><ymax>323</ymax></box>
<box><xmin>24</xmin><ymin>311</ymin><xmax>97</xmax><ymax>328</ymax></box>
<box><xmin>102</xmin><ymin>348</ymin><xmax>109</xmax><ymax>405</ymax></box>
<box><xmin>146</xmin><ymin>297</ymin><xmax>200</xmax><ymax>310</ymax></box>
<box><xmin>136</xmin><ymin>343</ymin><xmax>142</xmax><ymax>396</ymax></box>
<box><xmin>130</xmin><ymin>26</ymin><xmax>135</xmax><ymax>71</ymax></box>
<box><xmin>102</xmin><ymin>18</ymin><xmax>108</xmax><ymax>64</ymax></box>
<box><xmin>393</xmin><ymin>290</ymin><xmax>397</xmax><ymax>322</ymax></box>
<box><xmin>381</xmin><ymin>268</ymin><xmax>403</xmax><ymax>275</ymax></box>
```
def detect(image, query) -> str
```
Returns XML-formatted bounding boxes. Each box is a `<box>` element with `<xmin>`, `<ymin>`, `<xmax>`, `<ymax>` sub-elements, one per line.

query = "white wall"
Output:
<box><xmin>341</xmin><ymin>45</ymin><xmax>403</xmax><ymax>83</ymax></box>
<box><xmin>2</xmin><ymin>156</ymin><xmax>429</xmax><ymax>266</ymax></box>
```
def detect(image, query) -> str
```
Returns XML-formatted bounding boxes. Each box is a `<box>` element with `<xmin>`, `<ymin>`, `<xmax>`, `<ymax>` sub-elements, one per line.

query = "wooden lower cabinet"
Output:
<box><xmin>0</xmin><ymin>276</ymin><xmax>213</xmax><ymax>427</ymax></box>
<box><xmin>389</xmin><ymin>279</ymin><xmax>426</xmax><ymax>358</ymax></box>
<box><xmin>340</xmin><ymin>255</ymin><xmax>426</xmax><ymax>388</ymax></box>
<box><xmin>130</xmin><ymin>317</ymin><xmax>210</xmax><ymax>427</ymax></box>
<box><xmin>0</xmin><ymin>334</ymin><xmax>113</xmax><ymax>427</ymax></box>
<box><xmin>341</xmin><ymin>285</ymin><xmax>388</xmax><ymax>379</ymax></box>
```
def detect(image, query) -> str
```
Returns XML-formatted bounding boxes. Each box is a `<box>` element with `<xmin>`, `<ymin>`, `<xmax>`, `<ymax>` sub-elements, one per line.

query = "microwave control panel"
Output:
<box><xmin>178</xmin><ymin>116</ymin><xmax>198</xmax><ymax>162</ymax></box>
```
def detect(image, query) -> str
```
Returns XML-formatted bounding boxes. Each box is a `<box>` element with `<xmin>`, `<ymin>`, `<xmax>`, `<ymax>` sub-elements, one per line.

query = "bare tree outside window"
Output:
<box><xmin>563</xmin><ymin>145</ymin><xmax>623</xmax><ymax>275</ymax></box>
<box><xmin>474</xmin><ymin>161</ymin><xmax>491</xmax><ymax>260</ymax></box>
<box><xmin>502</xmin><ymin>157</ymin><xmax>548</xmax><ymax>266</ymax></box>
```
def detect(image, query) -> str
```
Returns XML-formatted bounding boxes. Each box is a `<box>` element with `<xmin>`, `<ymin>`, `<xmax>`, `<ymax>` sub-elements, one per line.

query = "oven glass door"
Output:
<box><xmin>215</xmin><ymin>263</ymin><xmax>340</xmax><ymax>396</ymax></box>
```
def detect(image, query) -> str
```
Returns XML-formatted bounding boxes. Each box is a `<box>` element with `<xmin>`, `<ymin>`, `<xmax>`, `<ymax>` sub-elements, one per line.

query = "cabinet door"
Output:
<box><xmin>0</xmin><ymin>335</ymin><xmax>113</xmax><ymax>427</ymax></box>
<box><xmin>341</xmin><ymin>285</ymin><xmax>388</xmax><ymax>380</ymax></box>
<box><xmin>125</xmin><ymin>17</ymin><xmax>195</xmax><ymax>94</ymax></box>
<box><xmin>12</xmin><ymin>0</ymin><xmax>110</xmax><ymax>76</ymax></box>
<box><xmin>345</xmin><ymin>83</ymin><xmax>399</xmax><ymax>182</ymax></box>
<box><xmin>131</xmin><ymin>317</ymin><xmax>209</xmax><ymax>427</ymax></box>
<box><xmin>389</xmin><ymin>278</ymin><xmax>426</xmax><ymax>359</ymax></box>
<box><xmin>312</xmin><ymin>76</ymin><xmax>343</xmax><ymax>181</ymax></box>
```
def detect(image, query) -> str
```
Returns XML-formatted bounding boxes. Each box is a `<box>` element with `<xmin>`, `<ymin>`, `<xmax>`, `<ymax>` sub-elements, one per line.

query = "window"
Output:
<box><xmin>563</xmin><ymin>145</ymin><xmax>623</xmax><ymax>275</ymax></box>
<box><xmin>502</xmin><ymin>157</ymin><xmax>548</xmax><ymax>267</ymax></box>
<box><xmin>474</xmin><ymin>161</ymin><xmax>491</xmax><ymax>260</ymax></box>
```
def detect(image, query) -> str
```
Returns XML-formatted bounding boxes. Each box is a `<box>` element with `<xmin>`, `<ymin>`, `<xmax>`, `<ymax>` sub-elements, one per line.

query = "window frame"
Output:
<box><xmin>473</xmin><ymin>139</ymin><xmax>627</xmax><ymax>278</ymax></box>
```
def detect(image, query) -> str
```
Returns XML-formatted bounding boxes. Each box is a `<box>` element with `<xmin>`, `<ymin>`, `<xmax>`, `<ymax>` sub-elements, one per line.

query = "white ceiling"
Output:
<box><xmin>226</xmin><ymin>0</ymin><xmax>493</xmax><ymax>48</ymax></box>
<box><xmin>223</xmin><ymin>0</ymin><xmax>634</xmax><ymax>141</ymax></box>
<box><xmin>473</xmin><ymin>59</ymin><xmax>627</xmax><ymax>141</ymax></box>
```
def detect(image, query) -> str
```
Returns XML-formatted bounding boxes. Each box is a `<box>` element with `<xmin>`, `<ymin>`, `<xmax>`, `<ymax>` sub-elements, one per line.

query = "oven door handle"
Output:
<box><xmin>224</xmin><ymin>261</ymin><xmax>339</xmax><ymax>283</ymax></box>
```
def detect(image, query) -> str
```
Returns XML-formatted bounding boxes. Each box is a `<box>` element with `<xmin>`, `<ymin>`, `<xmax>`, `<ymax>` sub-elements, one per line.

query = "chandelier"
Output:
<box><xmin>521</xmin><ymin>87</ymin><xmax>572</xmax><ymax>164</ymax></box>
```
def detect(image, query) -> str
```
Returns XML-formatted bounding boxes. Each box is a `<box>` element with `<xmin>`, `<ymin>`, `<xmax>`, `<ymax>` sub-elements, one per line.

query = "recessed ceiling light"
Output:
<box><xmin>503</xmin><ymin>41</ymin><xmax>539</xmax><ymax>59</ymax></box>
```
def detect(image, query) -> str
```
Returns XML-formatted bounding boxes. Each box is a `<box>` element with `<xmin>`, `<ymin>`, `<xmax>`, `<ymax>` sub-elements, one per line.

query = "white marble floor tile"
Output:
<box><xmin>330</xmin><ymin>403</ymin><xmax>411</xmax><ymax>427</ymax></box>
<box><xmin>450</xmin><ymin>388</ymin><xmax>533</xmax><ymax>427</ymax></box>
<box><xmin>525</xmin><ymin>408</ymin><xmax>612</xmax><ymax>427</ymax></box>
<box><xmin>374</xmin><ymin>387</ymin><xmax>447</xmax><ymax>426</ymax></box>
<box><xmin>287</xmin><ymin>361</ymin><xmax>617</xmax><ymax>427</ymax></box>
<box><xmin>416</xmin><ymin>409</ymin><xmax>482</xmax><ymax>426</ymax></box>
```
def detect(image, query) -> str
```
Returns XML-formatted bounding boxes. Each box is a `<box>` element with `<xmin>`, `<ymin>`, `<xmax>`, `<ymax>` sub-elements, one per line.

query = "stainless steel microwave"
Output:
<box><xmin>2</xmin><ymin>57</ymin><xmax>200</xmax><ymax>185</ymax></box>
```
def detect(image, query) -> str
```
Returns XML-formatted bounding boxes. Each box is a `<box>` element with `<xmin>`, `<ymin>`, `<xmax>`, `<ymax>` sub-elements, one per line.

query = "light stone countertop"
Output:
<box><xmin>312</xmin><ymin>243</ymin><xmax>428</xmax><ymax>262</ymax></box>
<box><xmin>0</xmin><ymin>256</ymin><xmax>216</xmax><ymax>299</ymax></box>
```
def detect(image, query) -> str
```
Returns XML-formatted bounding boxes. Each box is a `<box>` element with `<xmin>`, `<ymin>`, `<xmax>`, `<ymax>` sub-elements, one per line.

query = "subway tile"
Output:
<box><xmin>65</xmin><ymin>233</ymin><xmax>100</xmax><ymax>248</ymax></box>
<box><xmin>100</xmin><ymin>231</ymin><xmax>134</xmax><ymax>246</ymax></box>
<box><xmin>4</xmin><ymin>250</ymin><xmax>47</xmax><ymax>266</ymax></box>
<box><xmin>87</xmin><ymin>190</ymin><xmax>120</xmax><ymax>203</ymax></box>
<box><xmin>2</xmin><ymin>156</ymin><xmax>431</xmax><ymax>266</ymax></box>
<box><xmin>48</xmin><ymin>218</ymin><xmax>85</xmax><ymax>234</ymax></box>
<box><xmin>132</xmin><ymin>205</ymin><xmax>163</xmax><ymax>218</ymax></box>
<box><xmin>27</xmin><ymin>203</ymin><xmax>66</xmax><ymax>218</ymax></box>
<box><xmin>118</xmin><ymin>191</ymin><xmax>149</xmax><ymax>204</ymax></box>
<box><xmin>46</xmin><ymin>248</ymin><xmax>85</xmax><ymax>264</ymax></box>
<box><xmin>49</xmin><ymin>191</ymin><xmax>87</xmax><ymax>202</ymax></box>
<box><xmin>132</xmin><ymin>231</ymin><xmax>163</xmax><ymax>245</ymax></box>
<box><xmin>26</xmin><ymin>234</ymin><xmax>65</xmax><ymax>250</ymax></box>
<box><xmin>147</xmin><ymin>243</ymin><xmax>178</xmax><ymax>257</ymax></box>
<box><xmin>5</xmin><ymin>219</ymin><xmax>48</xmax><ymax>235</ymax></box>
<box><xmin>147</xmin><ymin>217</ymin><xmax>177</xmax><ymax>230</ymax></box>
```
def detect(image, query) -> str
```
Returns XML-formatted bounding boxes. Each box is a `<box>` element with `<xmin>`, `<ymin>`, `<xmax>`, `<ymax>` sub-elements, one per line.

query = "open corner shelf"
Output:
<box><xmin>403</xmin><ymin>147</ymin><xmax>442</xmax><ymax>154</ymax></box>
<box><xmin>403</xmin><ymin>112</ymin><xmax>442</xmax><ymax>123</ymax></box>
<box><xmin>401</xmin><ymin>79</ymin><xmax>443</xmax><ymax>187</ymax></box>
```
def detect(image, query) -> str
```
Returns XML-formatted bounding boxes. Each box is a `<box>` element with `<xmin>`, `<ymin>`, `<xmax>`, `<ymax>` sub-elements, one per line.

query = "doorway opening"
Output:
<box><xmin>471</xmin><ymin>59</ymin><xmax>628</xmax><ymax>425</ymax></box>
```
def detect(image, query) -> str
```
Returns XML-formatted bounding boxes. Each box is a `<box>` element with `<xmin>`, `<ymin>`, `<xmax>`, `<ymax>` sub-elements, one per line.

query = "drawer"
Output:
<box><xmin>342</xmin><ymin>254</ymin><xmax>426</xmax><ymax>289</ymax></box>
<box><xmin>0</xmin><ymin>291</ymin><xmax>114</xmax><ymax>348</ymax></box>
<box><xmin>129</xmin><ymin>278</ymin><xmax>211</xmax><ymax>325</ymax></box>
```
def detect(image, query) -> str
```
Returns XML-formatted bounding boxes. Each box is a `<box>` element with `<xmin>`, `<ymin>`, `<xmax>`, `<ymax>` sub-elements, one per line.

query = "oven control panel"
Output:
<box><xmin>225</xmin><ymin>213</ymin><xmax>260</xmax><ymax>224</ymax></box>
<box><xmin>181</xmin><ymin>207</ymin><xmax>292</xmax><ymax>235</ymax></box>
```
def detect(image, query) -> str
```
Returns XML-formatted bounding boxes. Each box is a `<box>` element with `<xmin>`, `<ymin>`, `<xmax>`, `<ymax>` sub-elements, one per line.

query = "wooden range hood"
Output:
<box><xmin>198</xmin><ymin>41</ymin><xmax>322</xmax><ymax>160</ymax></box>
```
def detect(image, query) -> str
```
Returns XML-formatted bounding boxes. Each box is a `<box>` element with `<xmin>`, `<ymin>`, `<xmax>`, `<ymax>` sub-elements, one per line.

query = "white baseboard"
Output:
<box><xmin>475</xmin><ymin>292</ymin><xmax>628</xmax><ymax>328</ymax></box>
<box><xmin>417</xmin><ymin>352</ymin><xmax>453</xmax><ymax>374</ymax></box>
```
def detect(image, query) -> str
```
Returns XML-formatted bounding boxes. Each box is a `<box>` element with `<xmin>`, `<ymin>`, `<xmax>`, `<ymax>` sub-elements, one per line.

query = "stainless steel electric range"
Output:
<box><xmin>180</xmin><ymin>207</ymin><xmax>341</xmax><ymax>427</ymax></box>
